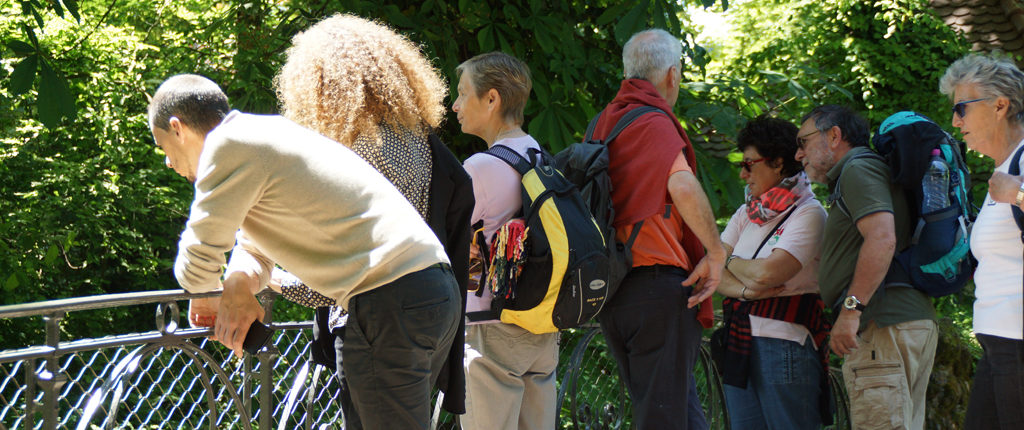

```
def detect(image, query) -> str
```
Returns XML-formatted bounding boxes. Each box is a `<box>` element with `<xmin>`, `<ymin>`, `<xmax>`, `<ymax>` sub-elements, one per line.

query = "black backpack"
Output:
<box><xmin>553</xmin><ymin>106</ymin><xmax>667</xmax><ymax>301</ymax></box>
<box><xmin>830</xmin><ymin>111</ymin><xmax>976</xmax><ymax>297</ymax></box>
<box><xmin>466</xmin><ymin>146</ymin><xmax>610</xmax><ymax>333</ymax></box>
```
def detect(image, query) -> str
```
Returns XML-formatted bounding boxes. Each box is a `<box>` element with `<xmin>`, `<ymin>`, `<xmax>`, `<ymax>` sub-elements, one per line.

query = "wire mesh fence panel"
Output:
<box><xmin>0</xmin><ymin>359</ymin><xmax>29</xmax><ymax>429</ymax></box>
<box><xmin>1</xmin><ymin>323</ymin><xmax>750</xmax><ymax>430</ymax></box>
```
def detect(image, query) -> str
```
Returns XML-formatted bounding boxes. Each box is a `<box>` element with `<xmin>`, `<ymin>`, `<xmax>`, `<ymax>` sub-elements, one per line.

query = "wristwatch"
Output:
<box><xmin>843</xmin><ymin>295</ymin><xmax>866</xmax><ymax>311</ymax></box>
<box><xmin>1015</xmin><ymin>182</ymin><xmax>1024</xmax><ymax>207</ymax></box>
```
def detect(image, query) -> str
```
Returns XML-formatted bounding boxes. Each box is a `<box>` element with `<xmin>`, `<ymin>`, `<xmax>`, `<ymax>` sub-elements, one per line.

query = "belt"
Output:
<box><xmin>629</xmin><ymin>264</ymin><xmax>688</xmax><ymax>276</ymax></box>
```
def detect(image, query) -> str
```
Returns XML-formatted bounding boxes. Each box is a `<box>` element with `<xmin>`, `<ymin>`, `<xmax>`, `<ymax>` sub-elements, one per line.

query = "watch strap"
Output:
<box><xmin>844</xmin><ymin>295</ymin><xmax>866</xmax><ymax>311</ymax></box>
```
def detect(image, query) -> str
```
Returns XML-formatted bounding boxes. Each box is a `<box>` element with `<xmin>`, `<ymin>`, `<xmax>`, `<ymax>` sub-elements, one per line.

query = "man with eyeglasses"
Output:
<box><xmin>795</xmin><ymin>105</ymin><xmax>937</xmax><ymax>429</ymax></box>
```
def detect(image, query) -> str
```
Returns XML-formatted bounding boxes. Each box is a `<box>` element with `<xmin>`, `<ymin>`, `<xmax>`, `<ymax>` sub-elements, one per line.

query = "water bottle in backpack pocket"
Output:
<box><xmin>871</xmin><ymin>112</ymin><xmax>976</xmax><ymax>297</ymax></box>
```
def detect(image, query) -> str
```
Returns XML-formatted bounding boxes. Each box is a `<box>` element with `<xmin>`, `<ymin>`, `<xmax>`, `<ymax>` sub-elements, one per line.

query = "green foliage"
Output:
<box><xmin>677</xmin><ymin>69</ymin><xmax>853</xmax><ymax>213</ymax></box>
<box><xmin>725</xmin><ymin>0</ymin><xmax>970</xmax><ymax>127</ymax></box>
<box><xmin>926</xmin><ymin>318</ymin><xmax>977</xmax><ymax>430</ymax></box>
<box><xmin>0</xmin><ymin>10</ymin><xmax>195</xmax><ymax>347</ymax></box>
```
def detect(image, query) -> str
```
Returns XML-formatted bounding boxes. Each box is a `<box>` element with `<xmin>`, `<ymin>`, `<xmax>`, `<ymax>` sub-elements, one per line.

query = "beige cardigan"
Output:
<box><xmin>174</xmin><ymin>111</ymin><xmax>447</xmax><ymax>309</ymax></box>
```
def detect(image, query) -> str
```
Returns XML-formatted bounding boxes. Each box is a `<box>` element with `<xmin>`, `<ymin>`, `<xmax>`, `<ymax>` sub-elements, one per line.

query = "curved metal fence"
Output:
<box><xmin>0</xmin><ymin>289</ymin><xmax>850</xmax><ymax>429</ymax></box>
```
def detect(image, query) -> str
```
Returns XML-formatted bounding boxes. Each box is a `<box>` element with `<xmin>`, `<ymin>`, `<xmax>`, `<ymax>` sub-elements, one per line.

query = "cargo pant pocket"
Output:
<box><xmin>850</xmin><ymin>363</ymin><xmax>907</xmax><ymax>430</ymax></box>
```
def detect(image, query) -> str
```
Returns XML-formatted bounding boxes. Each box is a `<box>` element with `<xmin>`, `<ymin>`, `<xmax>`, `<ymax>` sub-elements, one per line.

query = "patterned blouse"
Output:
<box><xmin>351</xmin><ymin>122</ymin><xmax>433</xmax><ymax>220</ymax></box>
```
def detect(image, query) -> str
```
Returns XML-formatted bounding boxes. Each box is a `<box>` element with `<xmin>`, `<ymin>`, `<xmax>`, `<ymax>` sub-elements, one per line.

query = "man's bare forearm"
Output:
<box><xmin>669</xmin><ymin>171</ymin><xmax>725</xmax><ymax>257</ymax></box>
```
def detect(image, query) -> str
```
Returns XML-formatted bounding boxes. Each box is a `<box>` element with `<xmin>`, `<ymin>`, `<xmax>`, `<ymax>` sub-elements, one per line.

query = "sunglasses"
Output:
<box><xmin>736</xmin><ymin>157</ymin><xmax>766</xmax><ymax>172</ymax></box>
<box><xmin>952</xmin><ymin>98</ymin><xmax>988</xmax><ymax>118</ymax></box>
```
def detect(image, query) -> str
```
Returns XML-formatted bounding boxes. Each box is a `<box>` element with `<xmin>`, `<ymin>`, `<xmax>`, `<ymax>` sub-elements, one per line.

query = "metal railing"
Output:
<box><xmin>0</xmin><ymin>289</ymin><xmax>848</xmax><ymax>429</ymax></box>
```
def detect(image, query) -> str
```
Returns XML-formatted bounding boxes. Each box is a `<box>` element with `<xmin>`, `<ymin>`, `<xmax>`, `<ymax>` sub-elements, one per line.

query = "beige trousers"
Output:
<box><xmin>842</xmin><ymin>319</ymin><xmax>937</xmax><ymax>430</ymax></box>
<box><xmin>460</xmin><ymin>323</ymin><xmax>559</xmax><ymax>430</ymax></box>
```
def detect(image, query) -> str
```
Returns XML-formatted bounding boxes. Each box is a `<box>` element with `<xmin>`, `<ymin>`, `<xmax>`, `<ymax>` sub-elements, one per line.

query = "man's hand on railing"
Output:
<box><xmin>188</xmin><ymin>297</ymin><xmax>220</xmax><ymax>328</ymax></box>
<box><xmin>214</xmin><ymin>272</ymin><xmax>266</xmax><ymax>358</ymax></box>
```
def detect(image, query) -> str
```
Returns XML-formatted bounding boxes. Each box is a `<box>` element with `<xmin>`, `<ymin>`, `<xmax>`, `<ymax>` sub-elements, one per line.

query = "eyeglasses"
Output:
<box><xmin>736</xmin><ymin>157</ymin><xmax>766</xmax><ymax>172</ymax></box>
<box><xmin>952</xmin><ymin>98</ymin><xmax>989</xmax><ymax>118</ymax></box>
<box><xmin>796</xmin><ymin>129</ymin><xmax>821</xmax><ymax>148</ymax></box>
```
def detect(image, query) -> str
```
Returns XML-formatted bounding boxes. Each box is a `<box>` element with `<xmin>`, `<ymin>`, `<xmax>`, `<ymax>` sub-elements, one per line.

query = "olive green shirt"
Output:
<box><xmin>819</xmin><ymin>147</ymin><xmax>934</xmax><ymax>330</ymax></box>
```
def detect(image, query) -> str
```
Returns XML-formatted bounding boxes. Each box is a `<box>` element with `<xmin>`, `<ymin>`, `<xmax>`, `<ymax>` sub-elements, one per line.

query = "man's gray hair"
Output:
<box><xmin>623</xmin><ymin>29</ymin><xmax>682</xmax><ymax>82</ymax></box>
<box><xmin>939</xmin><ymin>53</ymin><xmax>1024</xmax><ymax>124</ymax></box>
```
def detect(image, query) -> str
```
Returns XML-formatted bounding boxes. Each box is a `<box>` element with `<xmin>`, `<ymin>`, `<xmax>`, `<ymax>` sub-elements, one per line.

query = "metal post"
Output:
<box><xmin>24</xmin><ymin>358</ymin><xmax>37</xmax><ymax>429</ymax></box>
<box><xmin>39</xmin><ymin>312</ymin><xmax>67</xmax><ymax>430</ymax></box>
<box><xmin>256</xmin><ymin>292</ymin><xmax>278</xmax><ymax>430</ymax></box>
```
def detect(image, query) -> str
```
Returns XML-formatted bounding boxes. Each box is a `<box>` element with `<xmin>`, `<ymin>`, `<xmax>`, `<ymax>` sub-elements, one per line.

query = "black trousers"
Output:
<box><xmin>965</xmin><ymin>333</ymin><xmax>1024</xmax><ymax>430</ymax></box>
<box><xmin>598</xmin><ymin>265</ymin><xmax>703</xmax><ymax>430</ymax></box>
<box><xmin>335</xmin><ymin>265</ymin><xmax>461</xmax><ymax>430</ymax></box>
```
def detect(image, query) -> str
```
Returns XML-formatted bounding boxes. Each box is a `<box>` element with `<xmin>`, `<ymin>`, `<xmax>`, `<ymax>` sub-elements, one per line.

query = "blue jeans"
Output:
<box><xmin>723</xmin><ymin>336</ymin><xmax>823</xmax><ymax>430</ymax></box>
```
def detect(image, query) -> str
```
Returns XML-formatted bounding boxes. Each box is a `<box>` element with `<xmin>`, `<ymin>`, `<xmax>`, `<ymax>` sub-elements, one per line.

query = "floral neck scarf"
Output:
<box><xmin>745</xmin><ymin>172</ymin><xmax>812</xmax><ymax>225</ymax></box>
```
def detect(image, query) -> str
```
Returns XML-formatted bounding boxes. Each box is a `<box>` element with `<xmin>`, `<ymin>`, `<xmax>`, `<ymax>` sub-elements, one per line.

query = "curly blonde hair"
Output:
<box><xmin>275</xmin><ymin>14</ymin><xmax>447</xmax><ymax>145</ymax></box>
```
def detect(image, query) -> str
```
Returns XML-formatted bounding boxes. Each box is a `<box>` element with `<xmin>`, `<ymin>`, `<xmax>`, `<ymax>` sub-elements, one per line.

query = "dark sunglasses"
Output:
<box><xmin>952</xmin><ymin>98</ymin><xmax>988</xmax><ymax>118</ymax></box>
<box><xmin>735</xmin><ymin>157</ymin><xmax>766</xmax><ymax>172</ymax></box>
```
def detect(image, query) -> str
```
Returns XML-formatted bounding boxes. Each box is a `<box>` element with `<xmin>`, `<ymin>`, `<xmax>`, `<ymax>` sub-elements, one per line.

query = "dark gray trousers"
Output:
<box><xmin>598</xmin><ymin>265</ymin><xmax>703</xmax><ymax>430</ymax></box>
<box><xmin>338</xmin><ymin>265</ymin><xmax>461</xmax><ymax>430</ymax></box>
<box><xmin>965</xmin><ymin>333</ymin><xmax>1024</xmax><ymax>430</ymax></box>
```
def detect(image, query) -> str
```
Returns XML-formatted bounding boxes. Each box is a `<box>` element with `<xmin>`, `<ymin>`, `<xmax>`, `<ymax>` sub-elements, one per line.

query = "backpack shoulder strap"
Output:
<box><xmin>482</xmin><ymin>144</ymin><xmax>533</xmax><ymax>176</ymax></box>
<box><xmin>1007</xmin><ymin>143</ymin><xmax>1024</xmax><ymax>244</ymax></box>
<box><xmin>584</xmin><ymin>106</ymin><xmax>669</xmax><ymax>144</ymax></box>
<box><xmin>828</xmin><ymin>152</ymin><xmax>886</xmax><ymax>218</ymax></box>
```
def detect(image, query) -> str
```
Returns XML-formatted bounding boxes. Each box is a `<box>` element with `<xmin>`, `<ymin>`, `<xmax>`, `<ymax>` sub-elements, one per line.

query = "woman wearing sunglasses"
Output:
<box><xmin>940</xmin><ymin>54</ymin><xmax>1024</xmax><ymax>430</ymax></box>
<box><xmin>716</xmin><ymin>115</ymin><xmax>830</xmax><ymax>430</ymax></box>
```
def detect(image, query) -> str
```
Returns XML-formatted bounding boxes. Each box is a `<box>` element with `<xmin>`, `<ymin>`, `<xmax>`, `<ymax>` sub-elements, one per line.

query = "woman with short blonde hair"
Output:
<box><xmin>452</xmin><ymin>51</ymin><xmax>559</xmax><ymax>430</ymax></box>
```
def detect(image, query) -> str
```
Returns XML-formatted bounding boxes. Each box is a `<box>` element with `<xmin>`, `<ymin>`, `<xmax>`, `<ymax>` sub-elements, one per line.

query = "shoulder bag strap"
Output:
<box><xmin>751</xmin><ymin>205</ymin><xmax>797</xmax><ymax>259</ymax></box>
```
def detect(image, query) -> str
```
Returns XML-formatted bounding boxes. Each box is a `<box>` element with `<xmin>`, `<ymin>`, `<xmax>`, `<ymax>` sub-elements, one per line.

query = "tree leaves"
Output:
<box><xmin>7</xmin><ymin>39</ymin><xmax>35</xmax><ymax>56</ymax></box>
<box><xmin>10</xmin><ymin>55</ymin><xmax>38</xmax><ymax>95</ymax></box>
<box><xmin>37</xmin><ymin>59</ymin><xmax>77</xmax><ymax>128</ymax></box>
<box><xmin>615</xmin><ymin>1</ymin><xmax>650</xmax><ymax>44</ymax></box>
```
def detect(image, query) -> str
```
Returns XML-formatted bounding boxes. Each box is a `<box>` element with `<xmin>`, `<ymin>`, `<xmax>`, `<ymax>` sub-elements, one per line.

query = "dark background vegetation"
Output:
<box><xmin>0</xmin><ymin>0</ymin><xmax>1001</xmax><ymax>427</ymax></box>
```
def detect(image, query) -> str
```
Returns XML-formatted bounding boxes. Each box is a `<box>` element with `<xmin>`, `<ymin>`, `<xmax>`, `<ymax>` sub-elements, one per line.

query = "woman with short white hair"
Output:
<box><xmin>940</xmin><ymin>53</ymin><xmax>1024</xmax><ymax>430</ymax></box>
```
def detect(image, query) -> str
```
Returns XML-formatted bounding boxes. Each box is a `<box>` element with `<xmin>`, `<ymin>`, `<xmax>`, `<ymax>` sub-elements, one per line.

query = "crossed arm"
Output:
<box><xmin>716</xmin><ymin>243</ymin><xmax>802</xmax><ymax>300</ymax></box>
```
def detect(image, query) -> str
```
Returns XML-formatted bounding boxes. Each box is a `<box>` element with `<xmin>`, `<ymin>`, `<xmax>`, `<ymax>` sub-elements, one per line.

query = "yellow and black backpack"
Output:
<box><xmin>466</xmin><ymin>145</ymin><xmax>608</xmax><ymax>334</ymax></box>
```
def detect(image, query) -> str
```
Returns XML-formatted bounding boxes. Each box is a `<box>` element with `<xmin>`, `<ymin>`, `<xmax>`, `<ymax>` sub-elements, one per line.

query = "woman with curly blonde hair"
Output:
<box><xmin>274</xmin><ymin>14</ymin><xmax>474</xmax><ymax>429</ymax></box>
